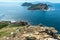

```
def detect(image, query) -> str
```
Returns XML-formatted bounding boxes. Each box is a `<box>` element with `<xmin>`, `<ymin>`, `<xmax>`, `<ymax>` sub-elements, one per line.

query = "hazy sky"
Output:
<box><xmin>0</xmin><ymin>0</ymin><xmax>60</xmax><ymax>3</ymax></box>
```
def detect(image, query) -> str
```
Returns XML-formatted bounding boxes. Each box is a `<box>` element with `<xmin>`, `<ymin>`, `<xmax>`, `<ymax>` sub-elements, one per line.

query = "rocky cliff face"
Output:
<box><xmin>0</xmin><ymin>25</ymin><xmax>60</xmax><ymax>40</ymax></box>
<box><xmin>28</xmin><ymin>3</ymin><xmax>48</xmax><ymax>10</ymax></box>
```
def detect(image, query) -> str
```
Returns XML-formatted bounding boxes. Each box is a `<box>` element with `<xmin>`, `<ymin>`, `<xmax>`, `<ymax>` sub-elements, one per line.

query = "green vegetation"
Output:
<box><xmin>0</xmin><ymin>27</ymin><xmax>19</xmax><ymax>37</ymax></box>
<box><xmin>0</xmin><ymin>21</ymin><xmax>28</xmax><ymax>37</ymax></box>
<box><xmin>0</xmin><ymin>21</ymin><xmax>28</xmax><ymax>29</ymax></box>
<box><xmin>28</xmin><ymin>3</ymin><xmax>48</xmax><ymax>10</ymax></box>
<box><xmin>0</xmin><ymin>23</ymin><xmax>9</xmax><ymax>29</ymax></box>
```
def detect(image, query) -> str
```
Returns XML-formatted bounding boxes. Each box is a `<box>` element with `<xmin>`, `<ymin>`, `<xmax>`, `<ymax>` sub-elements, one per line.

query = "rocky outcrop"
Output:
<box><xmin>28</xmin><ymin>3</ymin><xmax>48</xmax><ymax>10</ymax></box>
<box><xmin>0</xmin><ymin>25</ymin><xmax>59</xmax><ymax>40</ymax></box>
<box><xmin>0</xmin><ymin>21</ymin><xmax>29</xmax><ymax>29</ymax></box>
<box><xmin>21</xmin><ymin>2</ymin><xmax>33</xmax><ymax>6</ymax></box>
<box><xmin>11</xmin><ymin>21</ymin><xmax>29</xmax><ymax>26</ymax></box>
<box><xmin>25</xmin><ymin>36</ymin><xmax>37</xmax><ymax>40</ymax></box>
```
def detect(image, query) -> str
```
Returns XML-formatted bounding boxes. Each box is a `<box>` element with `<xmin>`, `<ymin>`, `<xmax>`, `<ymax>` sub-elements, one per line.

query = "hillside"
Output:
<box><xmin>28</xmin><ymin>3</ymin><xmax>48</xmax><ymax>10</ymax></box>
<box><xmin>0</xmin><ymin>21</ymin><xmax>60</xmax><ymax>40</ymax></box>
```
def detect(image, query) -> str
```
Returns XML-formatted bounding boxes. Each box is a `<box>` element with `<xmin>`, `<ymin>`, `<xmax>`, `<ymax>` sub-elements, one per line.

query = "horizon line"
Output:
<box><xmin>0</xmin><ymin>1</ymin><xmax>60</xmax><ymax>3</ymax></box>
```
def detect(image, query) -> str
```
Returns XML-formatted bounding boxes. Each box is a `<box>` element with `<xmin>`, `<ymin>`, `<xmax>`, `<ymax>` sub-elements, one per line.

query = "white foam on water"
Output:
<box><xmin>11</xmin><ymin>20</ymin><xmax>16</xmax><ymax>23</ymax></box>
<box><xmin>44</xmin><ymin>8</ymin><xmax>55</xmax><ymax>11</ymax></box>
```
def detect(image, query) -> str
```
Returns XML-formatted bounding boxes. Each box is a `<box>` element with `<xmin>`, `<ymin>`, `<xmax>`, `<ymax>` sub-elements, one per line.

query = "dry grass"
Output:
<box><xmin>0</xmin><ymin>26</ymin><xmax>20</xmax><ymax>37</ymax></box>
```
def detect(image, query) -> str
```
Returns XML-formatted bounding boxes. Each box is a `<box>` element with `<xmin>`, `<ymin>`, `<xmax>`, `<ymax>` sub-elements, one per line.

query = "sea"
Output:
<box><xmin>0</xmin><ymin>2</ymin><xmax>60</xmax><ymax>33</ymax></box>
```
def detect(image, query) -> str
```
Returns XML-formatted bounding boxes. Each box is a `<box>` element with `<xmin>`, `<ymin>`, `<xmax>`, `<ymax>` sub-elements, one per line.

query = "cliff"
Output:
<box><xmin>0</xmin><ymin>21</ymin><xmax>60</xmax><ymax>40</ymax></box>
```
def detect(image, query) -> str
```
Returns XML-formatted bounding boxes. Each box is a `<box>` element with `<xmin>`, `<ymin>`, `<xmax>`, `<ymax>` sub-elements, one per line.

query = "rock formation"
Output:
<box><xmin>0</xmin><ymin>25</ymin><xmax>59</xmax><ymax>40</ymax></box>
<box><xmin>0</xmin><ymin>21</ymin><xmax>29</xmax><ymax>29</ymax></box>
<box><xmin>11</xmin><ymin>21</ymin><xmax>29</xmax><ymax>26</ymax></box>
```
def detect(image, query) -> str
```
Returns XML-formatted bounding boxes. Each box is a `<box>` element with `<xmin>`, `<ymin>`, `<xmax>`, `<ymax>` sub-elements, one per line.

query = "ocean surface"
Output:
<box><xmin>0</xmin><ymin>2</ymin><xmax>60</xmax><ymax>33</ymax></box>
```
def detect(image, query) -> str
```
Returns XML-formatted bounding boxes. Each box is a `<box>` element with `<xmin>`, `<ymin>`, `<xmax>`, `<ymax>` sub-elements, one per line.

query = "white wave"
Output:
<box><xmin>48</xmin><ymin>8</ymin><xmax>55</xmax><ymax>11</ymax></box>
<box><xmin>44</xmin><ymin>8</ymin><xmax>55</xmax><ymax>11</ymax></box>
<box><xmin>11</xmin><ymin>20</ymin><xmax>16</xmax><ymax>23</ymax></box>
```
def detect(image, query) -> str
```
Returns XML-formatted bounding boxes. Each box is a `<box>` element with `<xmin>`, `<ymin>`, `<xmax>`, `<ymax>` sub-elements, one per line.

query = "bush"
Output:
<box><xmin>0</xmin><ymin>23</ymin><xmax>9</xmax><ymax>29</ymax></box>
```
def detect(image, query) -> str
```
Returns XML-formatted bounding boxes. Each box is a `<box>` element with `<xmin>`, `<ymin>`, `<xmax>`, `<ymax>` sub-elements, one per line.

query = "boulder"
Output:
<box><xmin>11</xmin><ymin>21</ymin><xmax>29</xmax><ymax>26</ymax></box>
<box><xmin>25</xmin><ymin>36</ymin><xmax>37</xmax><ymax>40</ymax></box>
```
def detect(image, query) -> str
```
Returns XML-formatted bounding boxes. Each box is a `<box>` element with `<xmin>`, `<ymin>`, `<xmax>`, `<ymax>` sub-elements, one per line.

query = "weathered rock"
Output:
<box><xmin>39</xmin><ymin>23</ymin><xmax>44</xmax><ymax>27</ymax></box>
<box><xmin>44</xmin><ymin>38</ymin><xmax>57</xmax><ymax>40</ymax></box>
<box><xmin>11</xmin><ymin>21</ymin><xmax>29</xmax><ymax>26</ymax></box>
<box><xmin>25</xmin><ymin>36</ymin><xmax>37</xmax><ymax>40</ymax></box>
<box><xmin>45</xmin><ymin>29</ymin><xmax>58</xmax><ymax>39</ymax></box>
<box><xmin>0</xmin><ymin>26</ymin><xmax>59</xmax><ymax>40</ymax></box>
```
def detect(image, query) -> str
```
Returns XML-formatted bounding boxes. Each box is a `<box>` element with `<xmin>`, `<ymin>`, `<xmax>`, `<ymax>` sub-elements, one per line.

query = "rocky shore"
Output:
<box><xmin>0</xmin><ymin>21</ymin><xmax>60</xmax><ymax>40</ymax></box>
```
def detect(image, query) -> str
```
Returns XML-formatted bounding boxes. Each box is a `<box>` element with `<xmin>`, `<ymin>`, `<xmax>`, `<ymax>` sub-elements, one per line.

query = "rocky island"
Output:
<box><xmin>21</xmin><ymin>2</ymin><xmax>33</xmax><ymax>6</ymax></box>
<box><xmin>22</xmin><ymin>2</ymin><xmax>48</xmax><ymax>10</ymax></box>
<box><xmin>28</xmin><ymin>3</ymin><xmax>48</xmax><ymax>10</ymax></box>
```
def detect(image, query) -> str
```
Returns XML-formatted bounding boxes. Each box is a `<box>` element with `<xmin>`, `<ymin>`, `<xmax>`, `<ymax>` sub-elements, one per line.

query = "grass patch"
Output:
<box><xmin>0</xmin><ymin>23</ymin><xmax>9</xmax><ymax>29</ymax></box>
<box><xmin>0</xmin><ymin>27</ymin><xmax>20</xmax><ymax>37</ymax></box>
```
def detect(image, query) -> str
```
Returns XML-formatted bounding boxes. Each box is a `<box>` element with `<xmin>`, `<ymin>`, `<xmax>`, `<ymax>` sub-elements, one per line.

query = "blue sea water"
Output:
<box><xmin>0</xmin><ymin>2</ymin><xmax>60</xmax><ymax>33</ymax></box>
